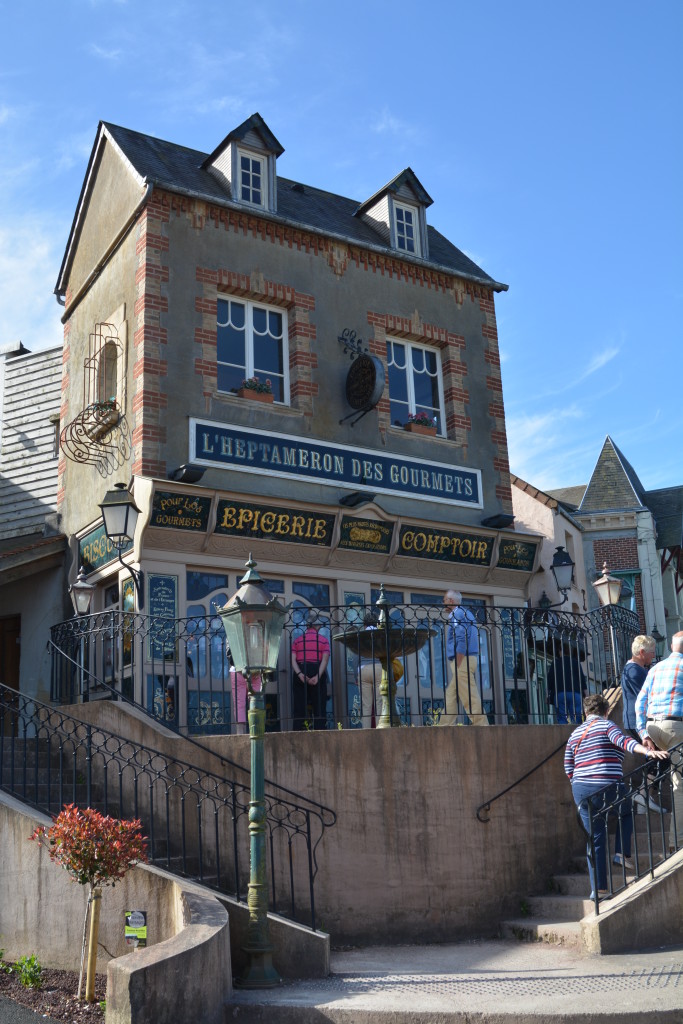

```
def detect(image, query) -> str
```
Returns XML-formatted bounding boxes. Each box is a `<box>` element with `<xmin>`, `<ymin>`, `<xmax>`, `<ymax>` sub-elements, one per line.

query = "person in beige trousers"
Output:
<box><xmin>439</xmin><ymin>589</ymin><xmax>488</xmax><ymax>726</ymax></box>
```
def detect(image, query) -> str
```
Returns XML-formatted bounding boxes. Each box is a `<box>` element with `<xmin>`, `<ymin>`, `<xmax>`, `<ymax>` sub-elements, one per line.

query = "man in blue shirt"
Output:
<box><xmin>635</xmin><ymin>631</ymin><xmax>683</xmax><ymax>851</ymax></box>
<box><xmin>439</xmin><ymin>589</ymin><xmax>488</xmax><ymax>726</ymax></box>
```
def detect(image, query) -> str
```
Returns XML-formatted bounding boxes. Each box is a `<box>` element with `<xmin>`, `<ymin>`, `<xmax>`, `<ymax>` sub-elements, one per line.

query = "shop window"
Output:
<box><xmin>386</xmin><ymin>339</ymin><xmax>444</xmax><ymax>433</ymax></box>
<box><xmin>217</xmin><ymin>297</ymin><xmax>288</xmax><ymax>402</ymax></box>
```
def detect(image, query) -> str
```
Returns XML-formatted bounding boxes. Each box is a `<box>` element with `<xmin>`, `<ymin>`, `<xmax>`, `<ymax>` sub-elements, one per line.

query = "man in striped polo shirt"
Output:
<box><xmin>635</xmin><ymin>631</ymin><xmax>683</xmax><ymax>851</ymax></box>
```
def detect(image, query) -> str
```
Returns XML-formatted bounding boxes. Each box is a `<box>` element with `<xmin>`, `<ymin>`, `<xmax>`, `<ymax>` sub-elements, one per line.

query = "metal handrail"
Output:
<box><xmin>0</xmin><ymin>683</ymin><xmax>336</xmax><ymax>931</ymax></box>
<box><xmin>46</xmin><ymin>637</ymin><xmax>335</xmax><ymax>818</ymax></box>
<box><xmin>581</xmin><ymin>741</ymin><xmax>683</xmax><ymax>914</ymax></box>
<box><xmin>476</xmin><ymin>741</ymin><xmax>567</xmax><ymax>822</ymax></box>
<box><xmin>49</xmin><ymin>601</ymin><xmax>640</xmax><ymax>734</ymax></box>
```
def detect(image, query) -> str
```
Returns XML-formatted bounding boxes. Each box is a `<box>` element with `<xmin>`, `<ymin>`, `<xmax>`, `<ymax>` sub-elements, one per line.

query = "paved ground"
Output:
<box><xmin>0</xmin><ymin>996</ymin><xmax>60</xmax><ymax>1023</ymax></box>
<box><xmin>226</xmin><ymin>940</ymin><xmax>683</xmax><ymax>1022</ymax></box>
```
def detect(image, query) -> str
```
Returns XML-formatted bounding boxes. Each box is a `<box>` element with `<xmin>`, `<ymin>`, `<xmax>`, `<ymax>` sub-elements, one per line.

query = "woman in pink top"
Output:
<box><xmin>291</xmin><ymin>612</ymin><xmax>330</xmax><ymax>731</ymax></box>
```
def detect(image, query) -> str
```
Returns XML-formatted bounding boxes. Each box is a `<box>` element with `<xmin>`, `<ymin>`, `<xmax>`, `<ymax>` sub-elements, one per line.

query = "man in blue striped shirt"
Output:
<box><xmin>635</xmin><ymin>631</ymin><xmax>683</xmax><ymax>850</ymax></box>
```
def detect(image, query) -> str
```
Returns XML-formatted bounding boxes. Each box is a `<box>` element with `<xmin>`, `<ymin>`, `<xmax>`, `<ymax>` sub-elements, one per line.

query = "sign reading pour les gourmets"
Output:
<box><xmin>190</xmin><ymin>420</ymin><xmax>482</xmax><ymax>507</ymax></box>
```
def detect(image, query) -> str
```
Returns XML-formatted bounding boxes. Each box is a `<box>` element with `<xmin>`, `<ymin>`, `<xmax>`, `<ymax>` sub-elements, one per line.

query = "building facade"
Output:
<box><xmin>0</xmin><ymin>342</ymin><xmax>66</xmax><ymax>701</ymax></box>
<box><xmin>54</xmin><ymin>113</ymin><xmax>545</xmax><ymax>730</ymax></box>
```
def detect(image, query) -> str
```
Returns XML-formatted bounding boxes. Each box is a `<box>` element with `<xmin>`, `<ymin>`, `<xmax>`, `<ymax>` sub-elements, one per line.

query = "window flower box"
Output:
<box><xmin>237</xmin><ymin>377</ymin><xmax>274</xmax><ymax>403</ymax></box>
<box><xmin>404</xmin><ymin>413</ymin><xmax>436</xmax><ymax>436</ymax></box>
<box><xmin>404</xmin><ymin>421</ymin><xmax>437</xmax><ymax>436</ymax></box>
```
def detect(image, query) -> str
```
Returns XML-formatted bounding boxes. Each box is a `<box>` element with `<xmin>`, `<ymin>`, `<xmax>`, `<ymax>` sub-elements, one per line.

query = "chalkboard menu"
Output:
<box><xmin>339</xmin><ymin>516</ymin><xmax>394</xmax><ymax>554</ymax></box>
<box><xmin>147</xmin><ymin>574</ymin><xmax>178</xmax><ymax>661</ymax></box>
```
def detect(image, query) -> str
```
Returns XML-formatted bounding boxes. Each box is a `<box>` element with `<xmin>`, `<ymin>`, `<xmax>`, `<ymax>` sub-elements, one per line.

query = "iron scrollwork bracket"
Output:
<box><xmin>337</xmin><ymin>328</ymin><xmax>368</xmax><ymax>361</ymax></box>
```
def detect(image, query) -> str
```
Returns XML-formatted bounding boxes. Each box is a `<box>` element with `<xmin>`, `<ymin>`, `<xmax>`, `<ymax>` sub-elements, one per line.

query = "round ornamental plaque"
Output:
<box><xmin>345</xmin><ymin>354</ymin><xmax>385</xmax><ymax>411</ymax></box>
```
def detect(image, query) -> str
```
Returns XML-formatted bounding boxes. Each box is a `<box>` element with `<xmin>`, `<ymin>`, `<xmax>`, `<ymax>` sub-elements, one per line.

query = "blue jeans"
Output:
<box><xmin>557</xmin><ymin>691</ymin><xmax>583</xmax><ymax>724</ymax></box>
<box><xmin>572</xmin><ymin>781</ymin><xmax>633</xmax><ymax>892</ymax></box>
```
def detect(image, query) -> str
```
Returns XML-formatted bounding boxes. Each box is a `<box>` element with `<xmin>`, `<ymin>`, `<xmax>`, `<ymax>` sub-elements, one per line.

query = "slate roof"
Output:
<box><xmin>578</xmin><ymin>436</ymin><xmax>647</xmax><ymax>513</ymax></box>
<box><xmin>57</xmin><ymin>121</ymin><xmax>504</xmax><ymax>295</ymax></box>
<box><xmin>545</xmin><ymin>485</ymin><xmax>586</xmax><ymax>510</ymax></box>
<box><xmin>646</xmin><ymin>486</ymin><xmax>683</xmax><ymax>550</ymax></box>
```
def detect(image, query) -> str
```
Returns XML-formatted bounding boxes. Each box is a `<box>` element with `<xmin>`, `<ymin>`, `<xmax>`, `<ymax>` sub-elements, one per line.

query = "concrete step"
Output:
<box><xmin>500</xmin><ymin>917</ymin><xmax>582</xmax><ymax>947</ymax></box>
<box><xmin>526</xmin><ymin>893</ymin><xmax>593</xmax><ymax>918</ymax></box>
<box><xmin>552</xmin><ymin>873</ymin><xmax>590</xmax><ymax>897</ymax></box>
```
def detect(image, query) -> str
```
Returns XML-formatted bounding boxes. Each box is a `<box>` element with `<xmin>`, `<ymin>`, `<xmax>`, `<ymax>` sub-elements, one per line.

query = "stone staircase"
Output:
<box><xmin>501</xmin><ymin>808</ymin><xmax>671</xmax><ymax>948</ymax></box>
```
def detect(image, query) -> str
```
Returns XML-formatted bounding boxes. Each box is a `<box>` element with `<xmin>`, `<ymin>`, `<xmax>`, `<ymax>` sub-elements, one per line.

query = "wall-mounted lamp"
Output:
<box><xmin>69</xmin><ymin>566</ymin><xmax>95</xmax><ymax>617</ymax></box>
<box><xmin>537</xmin><ymin>546</ymin><xmax>575</xmax><ymax>609</ymax></box>
<box><xmin>99</xmin><ymin>482</ymin><xmax>144</xmax><ymax>608</ymax></box>
<box><xmin>591</xmin><ymin>561</ymin><xmax>623</xmax><ymax>607</ymax></box>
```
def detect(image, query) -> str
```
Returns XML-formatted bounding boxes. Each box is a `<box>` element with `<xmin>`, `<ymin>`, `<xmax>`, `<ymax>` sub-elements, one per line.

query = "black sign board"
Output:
<box><xmin>339</xmin><ymin>516</ymin><xmax>394</xmax><ymax>554</ymax></box>
<box><xmin>215</xmin><ymin>500</ymin><xmax>335</xmax><ymax>546</ymax></box>
<box><xmin>150</xmin><ymin>491</ymin><xmax>212</xmax><ymax>532</ymax></box>
<box><xmin>191</xmin><ymin>420</ymin><xmax>482</xmax><ymax>507</ymax></box>
<box><xmin>496</xmin><ymin>539</ymin><xmax>538</xmax><ymax>572</ymax></box>
<box><xmin>397</xmin><ymin>526</ymin><xmax>493</xmax><ymax>566</ymax></box>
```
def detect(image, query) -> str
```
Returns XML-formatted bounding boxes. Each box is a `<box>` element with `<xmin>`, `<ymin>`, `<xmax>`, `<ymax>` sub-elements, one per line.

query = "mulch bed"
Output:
<box><xmin>0</xmin><ymin>964</ymin><xmax>106</xmax><ymax>1023</ymax></box>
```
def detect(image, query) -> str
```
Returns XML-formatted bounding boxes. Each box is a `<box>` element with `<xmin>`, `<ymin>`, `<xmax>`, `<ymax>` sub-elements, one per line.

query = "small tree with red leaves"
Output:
<box><xmin>30</xmin><ymin>804</ymin><xmax>147</xmax><ymax>1002</ymax></box>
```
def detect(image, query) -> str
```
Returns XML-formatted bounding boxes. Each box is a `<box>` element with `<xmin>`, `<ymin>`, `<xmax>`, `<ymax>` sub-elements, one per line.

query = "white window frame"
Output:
<box><xmin>386</xmin><ymin>338</ymin><xmax>446</xmax><ymax>435</ymax></box>
<box><xmin>217</xmin><ymin>297</ymin><xmax>289</xmax><ymax>403</ymax></box>
<box><xmin>392</xmin><ymin>200</ymin><xmax>421</xmax><ymax>256</ymax></box>
<box><xmin>236</xmin><ymin>147</ymin><xmax>266</xmax><ymax>209</ymax></box>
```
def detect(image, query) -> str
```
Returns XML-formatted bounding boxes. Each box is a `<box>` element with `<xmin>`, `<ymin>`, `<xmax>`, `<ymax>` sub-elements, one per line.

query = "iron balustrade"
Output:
<box><xmin>579</xmin><ymin>741</ymin><xmax>683</xmax><ymax>914</ymax></box>
<box><xmin>0</xmin><ymin>683</ymin><xmax>335</xmax><ymax>931</ymax></box>
<box><xmin>50</xmin><ymin>601</ymin><xmax>639</xmax><ymax>735</ymax></box>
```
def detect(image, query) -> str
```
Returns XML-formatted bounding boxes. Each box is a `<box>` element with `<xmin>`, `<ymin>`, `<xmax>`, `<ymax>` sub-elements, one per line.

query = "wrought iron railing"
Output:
<box><xmin>580</xmin><ymin>743</ymin><xmax>683</xmax><ymax>914</ymax></box>
<box><xmin>0</xmin><ymin>683</ymin><xmax>336</xmax><ymax>931</ymax></box>
<box><xmin>50</xmin><ymin>600</ymin><xmax>639</xmax><ymax>735</ymax></box>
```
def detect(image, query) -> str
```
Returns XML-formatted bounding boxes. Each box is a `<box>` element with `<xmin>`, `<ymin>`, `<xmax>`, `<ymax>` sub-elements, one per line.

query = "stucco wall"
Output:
<box><xmin>70</xmin><ymin>701</ymin><xmax>581</xmax><ymax>946</ymax></box>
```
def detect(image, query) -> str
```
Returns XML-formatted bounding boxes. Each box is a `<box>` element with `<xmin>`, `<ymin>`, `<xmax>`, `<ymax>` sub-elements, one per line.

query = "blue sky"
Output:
<box><xmin>1</xmin><ymin>0</ymin><xmax>681</xmax><ymax>493</ymax></box>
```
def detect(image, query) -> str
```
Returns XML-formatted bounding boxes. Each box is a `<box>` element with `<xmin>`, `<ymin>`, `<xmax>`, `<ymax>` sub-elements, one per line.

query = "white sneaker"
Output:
<box><xmin>613</xmin><ymin>853</ymin><xmax>635</xmax><ymax>869</ymax></box>
<box><xmin>633</xmin><ymin>792</ymin><xmax>662</xmax><ymax>812</ymax></box>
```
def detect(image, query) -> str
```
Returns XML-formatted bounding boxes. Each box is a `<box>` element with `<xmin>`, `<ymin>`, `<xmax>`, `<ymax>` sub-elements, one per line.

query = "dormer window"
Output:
<box><xmin>393</xmin><ymin>201</ymin><xmax>419</xmax><ymax>255</ymax></box>
<box><xmin>238</xmin><ymin>150</ymin><xmax>264</xmax><ymax>208</ymax></box>
<box><xmin>202</xmin><ymin>113</ymin><xmax>284</xmax><ymax>214</ymax></box>
<box><xmin>355</xmin><ymin>168</ymin><xmax>433</xmax><ymax>260</ymax></box>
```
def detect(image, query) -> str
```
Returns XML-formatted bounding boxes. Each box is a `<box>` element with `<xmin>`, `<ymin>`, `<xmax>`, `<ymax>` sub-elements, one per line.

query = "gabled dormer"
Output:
<box><xmin>201</xmin><ymin>113</ymin><xmax>284</xmax><ymax>213</ymax></box>
<box><xmin>355</xmin><ymin>168</ymin><xmax>433</xmax><ymax>259</ymax></box>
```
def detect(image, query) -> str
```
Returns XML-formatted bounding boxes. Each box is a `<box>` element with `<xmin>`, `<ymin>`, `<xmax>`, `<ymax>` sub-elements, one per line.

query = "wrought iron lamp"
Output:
<box><xmin>218</xmin><ymin>555</ymin><xmax>288</xmax><ymax>988</ymax></box>
<box><xmin>537</xmin><ymin>546</ymin><xmax>575</xmax><ymax>609</ymax></box>
<box><xmin>99</xmin><ymin>482</ymin><xmax>144</xmax><ymax>607</ymax></box>
<box><xmin>69</xmin><ymin>566</ymin><xmax>95</xmax><ymax>617</ymax></box>
<box><xmin>591</xmin><ymin>561</ymin><xmax>623</xmax><ymax>607</ymax></box>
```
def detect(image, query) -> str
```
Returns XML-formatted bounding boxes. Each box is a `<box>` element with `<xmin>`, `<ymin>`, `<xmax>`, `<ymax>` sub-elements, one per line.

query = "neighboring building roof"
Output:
<box><xmin>510</xmin><ymin>474</ymin><xmax>583</xmax><ymax>529</ymax></box>
<box><xmin>646</xmin><ymin>485</ymin><xmax>683</xmax><ymax>550</ymax></box>
<box><xmin>545</xmin><ymin>485</ymin><xmax>586</xmax><ymax>510</ymax></box>
<box><xmin>578</xmin><ymin>436</ymin><xmax>647</xmax><ymax>513</ymax></box>
<box><xmin>56</xmin><ymin>120</ymin><xmax>507</xmax><ymax>297</ymax></box>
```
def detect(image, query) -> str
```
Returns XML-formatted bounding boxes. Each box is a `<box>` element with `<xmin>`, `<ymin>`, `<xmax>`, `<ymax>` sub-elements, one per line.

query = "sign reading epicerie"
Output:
<box><xmin>190</xmin><ymin>421</ymin><xmax>482</xmax><ymax>507</ymax></box>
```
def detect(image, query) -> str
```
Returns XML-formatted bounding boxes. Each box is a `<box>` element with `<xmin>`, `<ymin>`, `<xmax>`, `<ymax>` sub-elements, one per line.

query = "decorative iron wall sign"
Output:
<box><xmin>345</xmin><ymin>354</ymin><xmax>385</xmax><ymax>410</ymax></box>
<box><xmin>191</xmin><ymin>420</ymin><xmax>482</xmax><ymax>507</ymax></box>
<box><xmin>397</xmin><ymin>525</ymin><xmax>493</xmax><ymax>566</ymax></box>
<box><xmin>338</xmin><ymin>516</ymin><xmax>394</xmax><ymax>554</ymax></box>
<box><xmin>149</xmin><ymin>491</ymin><xmax>212</xmax><ymax>532</ymax></box>
<box><xmin>79</xmin><ymin>522</ymin><xmax>133</xmax><ymax>574</ymax></box>
<box><xmin>496</xmin><ymin>539</ymin><xmax>538</xmax><ymax>572</ymax></box>
<box><xmin>214</xmin><ymin>500</ymin><xmax>336</xmax><ymax>546</ymax></box>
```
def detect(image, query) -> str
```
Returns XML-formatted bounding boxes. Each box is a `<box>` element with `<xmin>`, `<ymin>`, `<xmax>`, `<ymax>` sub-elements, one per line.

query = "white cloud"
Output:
<box><xmin>371</xmin><ymin>107</ymin><xmax>417</xmax><ymax>140</ymax></box>
<box><xmin>54</xmin><ymin>131</ymin><xmax>95</xmax><ymax>174</ymax></box>
<box><xmin>0</xmin><ymin>218</ymin><xmax>65</xmax><ymax>352</ymax></box>
<box><xmin>88</xmin><ymin>43</ymin><xmax>122</xmax><ymax>61</ymax></box>
<box><xmin>0</xmin><ymin>105</ymin><xmax>14</xmax><ymax>124</ymax></box>
<box><xmin>578</xmin><ymin>345</ymin><xmax>620</xmax><ymax>381</ymax></box>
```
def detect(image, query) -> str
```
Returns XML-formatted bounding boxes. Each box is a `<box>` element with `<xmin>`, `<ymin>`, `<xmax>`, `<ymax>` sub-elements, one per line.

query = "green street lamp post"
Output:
<box><xmin>218</xmin><ymin>555</ymin><xmax>287</xmax><ymax>988</ymax></box>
